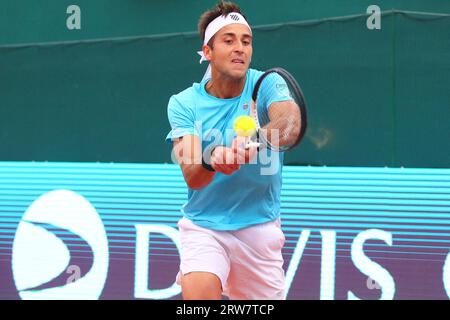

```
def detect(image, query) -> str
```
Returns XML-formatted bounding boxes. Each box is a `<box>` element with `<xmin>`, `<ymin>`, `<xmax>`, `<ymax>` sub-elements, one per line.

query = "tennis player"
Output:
<box><xmin>165</xmin><ymin>1</ymin><xmax>294</xmax><ymax>300</ymax></box>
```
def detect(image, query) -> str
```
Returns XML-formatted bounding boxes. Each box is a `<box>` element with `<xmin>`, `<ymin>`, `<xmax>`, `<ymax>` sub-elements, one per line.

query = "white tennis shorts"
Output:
<box><xmin>176</xmin><ymin>217</ymin><xmax>286</xmax><ymax>300</ymax></box>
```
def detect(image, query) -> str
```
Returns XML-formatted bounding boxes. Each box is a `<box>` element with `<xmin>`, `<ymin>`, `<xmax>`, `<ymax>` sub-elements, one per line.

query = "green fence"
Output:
<box><xmin>2</xmin><ymin>0</ymin><xmax>450</xmax><ymax>45</ymax></box>
<box><xmin>1</xmin><ymin>10</ymin><xmax>449</xmax><ymax>167</ymax></box>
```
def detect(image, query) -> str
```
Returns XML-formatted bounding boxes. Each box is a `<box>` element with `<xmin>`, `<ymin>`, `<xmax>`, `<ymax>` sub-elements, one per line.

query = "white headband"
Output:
<box><xmin>197</xmin><ymin>12</ymin><xmax>251</xmax><ymax>79</ymax></box>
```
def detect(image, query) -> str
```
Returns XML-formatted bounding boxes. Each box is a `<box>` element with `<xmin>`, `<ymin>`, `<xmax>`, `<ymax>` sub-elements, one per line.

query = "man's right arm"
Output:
<box><xmin>173</xmin><ymin>135</ymin><xmax>242</xmax><ymax>190</ymax></box>
<box><xmin>173</xmin><ymin>135</ymin><xmax>214</xmax><ymax>190</ymax></box>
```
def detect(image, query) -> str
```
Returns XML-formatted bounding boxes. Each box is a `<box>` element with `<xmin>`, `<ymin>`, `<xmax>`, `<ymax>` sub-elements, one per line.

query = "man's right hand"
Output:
<box><xmin>210</xmin><ymin>146</ymin><xmax>241</xmax><ymax>175</ymax></box>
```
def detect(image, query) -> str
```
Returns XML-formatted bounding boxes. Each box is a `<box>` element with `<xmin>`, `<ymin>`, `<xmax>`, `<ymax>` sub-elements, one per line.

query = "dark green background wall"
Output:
<box><xmin>1</xmin><ymin>1</ymin><xmax>449</xmax><ymax>167</ymax></box>
<box><xmin>2</xmin><ymin>0</ymin><xmax>450</xmax><ymax>45</ymax></box>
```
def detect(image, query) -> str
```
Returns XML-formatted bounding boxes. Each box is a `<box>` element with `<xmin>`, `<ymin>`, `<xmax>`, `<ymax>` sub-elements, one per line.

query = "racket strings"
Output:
<box><xmin>259</xmin><ymin>101</ymin><xmax>301</xmax><ymax>149</ymax></box>
<box><xmin>248</xmin><ymin>68</ymin><xmax>307</xmax><ymax>152</ymax></box>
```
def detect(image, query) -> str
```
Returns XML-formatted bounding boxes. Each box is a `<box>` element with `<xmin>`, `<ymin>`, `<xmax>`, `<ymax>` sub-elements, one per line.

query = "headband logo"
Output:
<box><xmin>230</xmin><ymin>14</ymin><xmax>240</xmax><ymax>21</ymax></box>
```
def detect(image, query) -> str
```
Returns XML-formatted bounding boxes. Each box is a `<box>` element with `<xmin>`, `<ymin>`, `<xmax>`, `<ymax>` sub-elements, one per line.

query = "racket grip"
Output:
<box><xmin>245</xmin><ymin>141</ymin><xmax>261</xmax><ymax>149</ymax></box>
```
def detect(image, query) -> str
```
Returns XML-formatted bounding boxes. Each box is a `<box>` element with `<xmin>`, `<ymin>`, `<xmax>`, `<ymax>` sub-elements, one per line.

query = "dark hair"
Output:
<box><xmin>198</xmin><ymin>1</ymin><xmax>247</xmax><ymax>48</ymax></box>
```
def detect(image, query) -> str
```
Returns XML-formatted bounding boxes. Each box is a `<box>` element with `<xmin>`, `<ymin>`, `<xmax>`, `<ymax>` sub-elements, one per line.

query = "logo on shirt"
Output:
<box><xmin>243</xmin><ymin>102</ymin><xmax>249</xmax><ymax>110</ymax></box>
<box><xmin>276</xmin><ymin>83</ymin><xmax>291</xmax><ymax>97</ymax></box>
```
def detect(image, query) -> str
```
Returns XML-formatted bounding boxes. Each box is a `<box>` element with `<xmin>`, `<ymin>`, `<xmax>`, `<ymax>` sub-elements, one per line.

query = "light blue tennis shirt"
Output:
<box><xmin>165</xmin><ymin>68</ymin><xmax>291</xmax><ymax>230</ymax></box>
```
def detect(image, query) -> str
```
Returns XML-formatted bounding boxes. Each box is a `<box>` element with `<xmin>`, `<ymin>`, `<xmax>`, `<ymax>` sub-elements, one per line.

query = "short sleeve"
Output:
<box><xmin>257</xmin><ymin>73</ymin><xmax>293</xmax><ymax>112</ymax></box>
<box><xmin>165</xmin><ymin>95</ymin><xmax>200</xmax><ymax>144</ymax></box>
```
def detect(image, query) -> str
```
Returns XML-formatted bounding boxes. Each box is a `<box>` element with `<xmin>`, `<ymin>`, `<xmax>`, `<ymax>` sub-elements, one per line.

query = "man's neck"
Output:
<box><xmin>205</xmin><ymin>72</ymin><xmax>247</xmax><ymax>99</ymax></box>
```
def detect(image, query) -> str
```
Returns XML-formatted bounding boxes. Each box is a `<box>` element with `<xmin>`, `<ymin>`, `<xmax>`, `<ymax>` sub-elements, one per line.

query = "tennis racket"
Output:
<box><xmin>246</xmin><ymin>67</ymin><xmax>307</xmax><ymax>152</ymax></box>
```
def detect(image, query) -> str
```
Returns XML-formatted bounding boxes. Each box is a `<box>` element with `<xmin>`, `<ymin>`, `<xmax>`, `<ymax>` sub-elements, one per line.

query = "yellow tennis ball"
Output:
<box><xmin>233</xmin><ymin>115</ymin><xmax>257</xmax><ymax>137</ymax></box>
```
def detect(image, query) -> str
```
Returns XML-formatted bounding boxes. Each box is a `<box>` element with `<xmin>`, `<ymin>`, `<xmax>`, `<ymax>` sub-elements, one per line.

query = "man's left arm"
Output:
<box><xmin>261</xmin><ymin>100</ymin><xmax>302</xmax><ymax>147</ymax></box>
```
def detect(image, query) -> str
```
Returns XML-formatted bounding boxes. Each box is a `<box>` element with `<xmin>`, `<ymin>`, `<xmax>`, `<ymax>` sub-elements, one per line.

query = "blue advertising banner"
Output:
<box><xmin>0</xmin><ymin>162</ymin><xmax>449</xmax><ymax>299</ymax></box>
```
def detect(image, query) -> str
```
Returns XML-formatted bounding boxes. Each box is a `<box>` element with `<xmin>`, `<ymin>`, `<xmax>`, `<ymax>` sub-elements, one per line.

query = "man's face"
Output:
<box><xmin>204</xmin><ymin>23</ymin><xmax>253</xmax><ymax>80</ymax></box>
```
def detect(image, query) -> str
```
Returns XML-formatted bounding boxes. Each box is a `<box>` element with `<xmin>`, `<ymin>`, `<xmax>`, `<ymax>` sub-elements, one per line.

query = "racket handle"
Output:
<box><xmin>245</xmin><ymin>141</ymin><xmax>261</xmax><ymax>149</ymax></box>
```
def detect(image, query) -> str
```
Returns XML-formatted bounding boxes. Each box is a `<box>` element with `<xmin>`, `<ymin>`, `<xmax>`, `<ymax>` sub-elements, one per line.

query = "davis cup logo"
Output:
<box><xmin>11</xmin><ymin>190</ymin><xmax>109</xmax><ymax>299</ymax></box>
